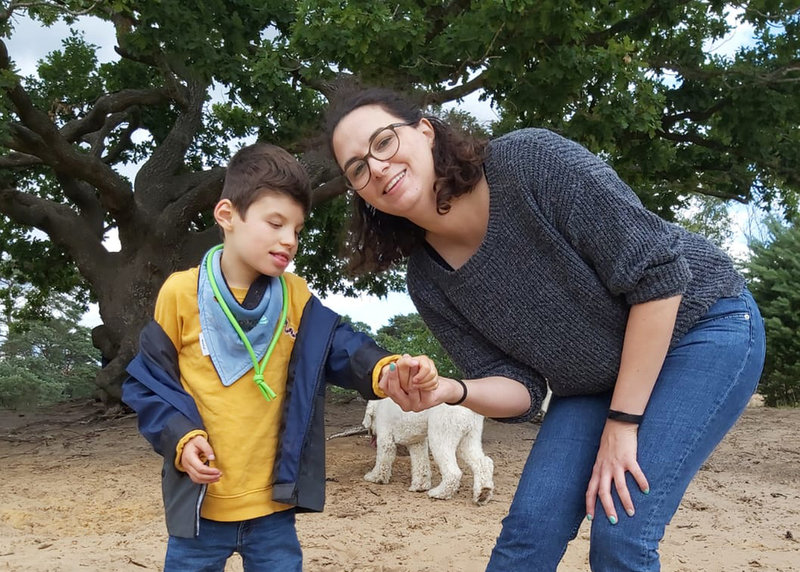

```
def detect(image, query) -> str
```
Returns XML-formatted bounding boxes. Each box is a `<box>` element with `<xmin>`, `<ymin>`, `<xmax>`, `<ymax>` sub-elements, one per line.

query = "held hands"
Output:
<box><xmin>395</xmin><ymin>353</ymin><xmax>439</xmax><ymax>392</ymax></box>
<box><xmin>180</xmin><ymin>435</ymin><xmax>222</xmax><ymax>485</ymax></box>
<box><xmin>379</xmin><ymin>354</ymin><xmax>464</xmax><ymax>412</ymax></box>
<box><xmin>585</xmin><ymin>420</ymin><xmax>650</xmax><ymax>525</ymax></box>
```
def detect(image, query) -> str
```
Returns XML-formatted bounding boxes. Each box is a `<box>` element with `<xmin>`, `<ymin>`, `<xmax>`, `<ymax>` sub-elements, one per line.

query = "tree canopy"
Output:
<box><xmin>375</xmin><ymin>313</ymin><xmax>461</xmax><ymax>380</ymax></box>
<box><xmin>0</xmin><ymin>290</ymin><xmax>99</xmax><ymax>408</ymax></box>
<box><xmin>0</xmin><ymin>0</ymin><xmax>797</xmax><ymax>400</ymax></box>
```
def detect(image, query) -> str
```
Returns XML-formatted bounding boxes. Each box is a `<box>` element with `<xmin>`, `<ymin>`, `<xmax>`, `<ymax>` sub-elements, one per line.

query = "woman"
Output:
<box><xmin>326</xmin><ymin>87</ymin><xmax>765</xmax><ymax>571</ymax></box>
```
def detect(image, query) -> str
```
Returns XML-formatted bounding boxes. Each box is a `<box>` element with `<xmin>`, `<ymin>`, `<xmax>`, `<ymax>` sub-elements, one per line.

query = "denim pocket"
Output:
<box><xmin>693</xmin><ymin>294</ymin><xmax>751</xmax><ymax>327</ymax></box>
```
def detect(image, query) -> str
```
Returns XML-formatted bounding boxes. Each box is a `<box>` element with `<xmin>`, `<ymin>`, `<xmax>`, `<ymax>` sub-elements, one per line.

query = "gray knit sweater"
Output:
<box><xmin>406</xmin><ymin>128</ymin><xmax>744</xmax><ymax>422</ymax></box>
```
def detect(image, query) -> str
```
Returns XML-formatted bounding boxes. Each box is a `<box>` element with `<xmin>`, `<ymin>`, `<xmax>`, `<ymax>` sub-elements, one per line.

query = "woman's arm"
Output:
<box><xmin>382</xmin><ymin>372</ymin><xmax>532</xmax><ymax>419</ymax></box>
<box><xmin>585</xmin><ymin>294</ymin><xmax>682</xmax><ymax>523</ymax></box>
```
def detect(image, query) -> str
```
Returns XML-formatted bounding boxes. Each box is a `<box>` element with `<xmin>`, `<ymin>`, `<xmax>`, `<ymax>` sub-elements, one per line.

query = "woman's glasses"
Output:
<box><xmin>343</xmin><ymin>121</ymin><xmax>417</xmax><ymax>191</ymax></box>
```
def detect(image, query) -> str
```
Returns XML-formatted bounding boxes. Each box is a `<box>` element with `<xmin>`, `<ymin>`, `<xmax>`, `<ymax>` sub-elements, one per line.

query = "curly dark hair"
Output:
<box><xmin>325</xmin><ymin>87</ymin><xmax>487</xmax><ymax>274</ymax></box>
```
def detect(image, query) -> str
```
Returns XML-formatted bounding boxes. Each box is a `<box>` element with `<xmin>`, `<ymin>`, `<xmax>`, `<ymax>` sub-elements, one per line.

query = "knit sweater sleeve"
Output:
<box><xmin>407</xmin><ymin>263</ymin><xmax>548</xmax><ymax>423</ymax></box>
<box><xmin>508</xmin><ymin>129</ymin><xmax>692</xmax><ymax>305</ymax></box>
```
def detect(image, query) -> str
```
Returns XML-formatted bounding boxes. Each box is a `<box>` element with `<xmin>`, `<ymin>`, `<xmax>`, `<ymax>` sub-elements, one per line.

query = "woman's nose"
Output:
<box><xmin>367</xmin><ymin>156</ymin><xmax>390</xmax><ymax>178</ymax></box>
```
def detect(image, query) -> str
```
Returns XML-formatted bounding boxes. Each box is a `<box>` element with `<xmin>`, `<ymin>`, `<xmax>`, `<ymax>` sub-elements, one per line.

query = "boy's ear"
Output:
<box><xmin>214</xmin><ymin>199</ymin><xmax>235</xmax><ymax>231</ymax></box>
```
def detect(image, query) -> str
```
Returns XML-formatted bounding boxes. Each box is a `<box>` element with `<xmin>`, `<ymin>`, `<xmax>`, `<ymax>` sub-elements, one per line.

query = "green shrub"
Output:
<box><xmin>745</xmin><ymin>217</ymin><xmax>800</xmax><ymax>407</ymax></box>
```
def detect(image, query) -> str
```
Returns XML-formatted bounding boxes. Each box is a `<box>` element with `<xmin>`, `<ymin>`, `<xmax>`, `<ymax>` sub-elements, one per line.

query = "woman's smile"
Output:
<box><xmin>382</xmin><ymin>170</ymin><xmax>406</xmax><ymax>195</ymax></box>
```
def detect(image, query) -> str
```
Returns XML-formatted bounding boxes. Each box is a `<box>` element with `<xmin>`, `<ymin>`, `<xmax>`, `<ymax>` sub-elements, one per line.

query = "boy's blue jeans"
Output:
<box><xmin>486</xmin><ymin>289</ymin><xmax>766</xmax><ymax>572</ymax></box>
<box><xmin>165</xmin><ymin>509</ymin><xmax>302</xmax><ymax>572</ymax></box>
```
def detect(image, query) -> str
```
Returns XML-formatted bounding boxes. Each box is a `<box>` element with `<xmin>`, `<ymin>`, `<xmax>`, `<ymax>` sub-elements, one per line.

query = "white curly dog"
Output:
<box><xmin>362</xmin><ymin>399</ymin><xmax>494</xmax><ymax>505</ymax></box>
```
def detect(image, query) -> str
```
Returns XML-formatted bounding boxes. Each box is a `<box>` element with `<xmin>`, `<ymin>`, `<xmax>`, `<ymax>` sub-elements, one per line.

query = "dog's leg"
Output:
<box><xmin>427</xmin><ymin>429</ymin><xmax>462</xmax><ymax>500</ymax></box>
<box><xmin>407</xmin><ymin>439</ymin><xmax>432</xmax><ymax>492</ymax></box>
<box><xmin>364</xmin><ymin>433</ymin><xmax>396</xmax><ymax>484</ymax></box>
<box><xmin>458</xmin><ymin>426</ymin><xmax>494</xmax><ymax>505</ymax></box>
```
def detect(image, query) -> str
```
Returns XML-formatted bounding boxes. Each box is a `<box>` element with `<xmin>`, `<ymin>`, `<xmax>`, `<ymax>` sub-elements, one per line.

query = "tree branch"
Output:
<box><xmin>156</xmin><ymin>167</ymin><xmax>226</xmax><ymax>239</ymax></box>
<box><xmin>135</xmin><ymin>77</ymin><xmax>209</xmax><ymax>204</ymax></box>
<box><xmin>0</xmin><ymin>151</ymin><xmax>42</xmax><ymax>168</ymax></box>
<box><xmin>583</xmin><ymin>0</ymin><xmax>694</xmax><ymax>47</ymax></box>
<box><xmin>661</xmin><ymin>101</ymin><xmax>727</xmax><ymax>131</ymax></box>
<box><xmin>311</xmin><ymin>175</ymin><xmax>348</xmax><ymax>207</ymax></box>
<box><xmin>0</xmin><ymin>39</ymin><xmax>135</xmax><ymax>220</ymax></box>
<box><xmin>0</xmin><ymin>185</ymin><xmax>112</xmax><ymax>284</ymax></box>
<box><xmin>60</xmin><ymin>88</ymin><xmax>170</xmax><ymax>143</ymax></box>
<box><xmin>54</xmin><ymin>174</ymin><xmax>105</xmax><ymax>237</ymax></box>
<box><xmin>422</xmin><ymin>72</ymin><xmax>487</xmax><ymax>106</ymax></box>
<box><xmin>5</xmin><ymin>0</ymin><xmax>100</xmax><ymax>18</ymax></box>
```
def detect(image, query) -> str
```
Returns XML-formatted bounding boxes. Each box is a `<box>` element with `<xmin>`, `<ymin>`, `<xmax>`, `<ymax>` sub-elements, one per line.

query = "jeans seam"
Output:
<box><xmin>236</xmin><ymin>520</ymin><xmax>245</xmax><ymax>555</ymax></box>
<box><xmin>635</xmin><ymin>306</ymin><xmax>756</xmax><ymax>570</ymax></box>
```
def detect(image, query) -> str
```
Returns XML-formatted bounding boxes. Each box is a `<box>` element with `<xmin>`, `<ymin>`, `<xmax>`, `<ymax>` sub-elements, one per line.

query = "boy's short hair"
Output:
<box><xmin>221</xmin><ymin>143</ymin><xmax>311</xmax><ymax>217</ymax></box>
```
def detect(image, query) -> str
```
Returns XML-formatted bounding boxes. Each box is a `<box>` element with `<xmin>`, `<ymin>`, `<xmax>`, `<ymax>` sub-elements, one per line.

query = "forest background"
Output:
<box><xmin>0</xmin><ymin>0</ymin><xmax>798</xmax><ymax>409</ymax></box>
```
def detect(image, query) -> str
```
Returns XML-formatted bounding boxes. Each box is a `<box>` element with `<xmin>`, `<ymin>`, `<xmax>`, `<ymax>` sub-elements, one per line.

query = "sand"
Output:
<box><xmin>1</xmin><ymin>395</ymin><xmax>798</xmax><ymax>571</ymax></box>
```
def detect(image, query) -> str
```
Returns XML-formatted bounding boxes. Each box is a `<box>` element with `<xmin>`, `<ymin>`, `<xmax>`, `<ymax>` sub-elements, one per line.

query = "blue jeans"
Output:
<box><xmin>164</xmin><ymin>510</ymin><xmax>302</xmax><ymax>572</ymax></box>
<box><xmin>486</xmin><ymin>290</ymin><xmax>766</xmax><ymax>572</ymax></box>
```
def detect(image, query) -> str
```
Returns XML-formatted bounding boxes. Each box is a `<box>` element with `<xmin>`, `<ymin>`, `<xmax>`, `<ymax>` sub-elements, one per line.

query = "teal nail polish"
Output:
<box><xmin>389</xmin><ymin>363</ymin><xmax>396</xmax><ymax>371</ymax></box>
<box><xmin>608</xmin><ymin>515</ymin><xmax>618</xmax><ymax>525</ymax></box>
<box><xmin>586</xmin><ymin>514</ymin><xmax>593</xmax><ymax>522</ymax></box>
<box><xmin>643</xmin><ymin>488</ymin><xmax>650</xmax><ymax>495</ymax></box>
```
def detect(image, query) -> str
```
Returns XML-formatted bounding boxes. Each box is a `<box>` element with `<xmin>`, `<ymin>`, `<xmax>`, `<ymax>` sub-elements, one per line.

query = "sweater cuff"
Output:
<box><xmin>371</xmin><ymin>354</ymin><xmax>401</xmax><ymax>398</ymax></box>
<box><xmin>174</xmin><ymin>429</ymin><xmax>209</xmax><ymax>471</ymax></box>
<box><xmin>626</xmin><ymin>258</ymin><xmax>691</xmax><ymax>305</ymax></box>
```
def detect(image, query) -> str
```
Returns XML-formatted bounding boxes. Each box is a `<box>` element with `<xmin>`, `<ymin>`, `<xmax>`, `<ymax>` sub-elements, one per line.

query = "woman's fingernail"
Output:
<box><xmin>643</xmin><ymin>488</ymin><xmax>650</xmax><ymax>495</ymax></box>
<box><xmin>626</xmin><ymin>508</ymin><xmax>635</xmax><ymax>517</ymax></box>
<box><xmin>389</xmin><ymin>363</ymin><xmax>396</xmax><ymax>371</ymax></box>
<box><xmin>586</xmin><ymin>514</ymin><xmax>593</xmax><ymax>522</ymax></box>
<box><xmin>608</xmin><ymin>515</ymin><xmax>618</xmax><ymax>525</ymax></box>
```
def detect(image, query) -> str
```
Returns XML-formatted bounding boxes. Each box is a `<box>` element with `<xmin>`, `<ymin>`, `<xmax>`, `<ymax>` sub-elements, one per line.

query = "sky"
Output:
<box><xmin>5</xmin><ymin>8</ymin><xmax>757</xmax><ymax>331</ymax></box>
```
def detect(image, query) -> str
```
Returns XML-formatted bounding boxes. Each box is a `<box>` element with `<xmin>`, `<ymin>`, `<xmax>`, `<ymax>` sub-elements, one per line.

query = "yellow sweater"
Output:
<box><xmin>154</xmin><ymin>268</ymin><xmax>312</xmax><ymax>522</ymax></box>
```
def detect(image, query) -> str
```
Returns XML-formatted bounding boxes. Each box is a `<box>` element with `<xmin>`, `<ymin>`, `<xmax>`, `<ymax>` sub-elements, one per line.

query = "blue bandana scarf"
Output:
<box><xmin>197</xmin><ymin>247</ymin><xmax>284</xmax><ymax>386</ymax></box>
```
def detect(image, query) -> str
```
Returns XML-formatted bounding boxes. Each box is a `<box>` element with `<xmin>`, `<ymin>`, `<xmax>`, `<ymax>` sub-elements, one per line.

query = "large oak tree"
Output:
<box><xmin>1</xmin><ymin>0</ymin><xmax>797</xmax><ymax>400</ymax></box>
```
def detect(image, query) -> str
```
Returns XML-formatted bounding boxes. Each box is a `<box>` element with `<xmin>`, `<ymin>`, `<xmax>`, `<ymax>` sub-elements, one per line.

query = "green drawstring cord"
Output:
<box><xmin>205</xmin><ymin>244</ymin><xmax>289</xmax><ymax>401</ymax></box>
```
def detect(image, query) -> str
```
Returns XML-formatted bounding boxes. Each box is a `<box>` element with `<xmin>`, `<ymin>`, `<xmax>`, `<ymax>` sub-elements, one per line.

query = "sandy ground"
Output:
<box><xmin>0</xmin><ymin>395</ymin><xmax>798</xmax><ymax>572</ymax></box>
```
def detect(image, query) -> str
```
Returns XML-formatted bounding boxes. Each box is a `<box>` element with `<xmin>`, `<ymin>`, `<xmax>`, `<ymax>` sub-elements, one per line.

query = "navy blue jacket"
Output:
<box><xmin>123</xmin><ymin>296</ymin><xmax>390</xmax><ymax>538</ymax></box>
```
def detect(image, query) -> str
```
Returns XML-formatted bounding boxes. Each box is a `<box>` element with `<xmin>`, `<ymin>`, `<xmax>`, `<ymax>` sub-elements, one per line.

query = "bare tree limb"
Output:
<box><xmin>422</xmin><ymin>72</ymin><xmax>487</xmax><ymax>106</ymax></box>
<box><xmin>0</xmin><ymin>152</ymin><xmax>42</xmax><ymax>168</ymax></box>
<box><xmin>135</xmin><ymin>77</ymin><xmax>209</xmax><ymax>203</ymax></box>
<box><xmin>0</xmin><ymin>39</ymin><xmax>136</xmax><ymax>220</ymax></box>
<box><xmin>60</xmin><ymin>88</ymin><xmax>170</xmax><ymax>143</ymax></box>
<box><xmin>0</xmin><ymin>185</ymin><xmax>112</xmax><ymax>284</ymax></box>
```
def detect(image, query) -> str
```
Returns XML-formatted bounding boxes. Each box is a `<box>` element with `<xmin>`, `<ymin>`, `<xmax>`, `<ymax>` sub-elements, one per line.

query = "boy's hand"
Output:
<box><xmin>181</xmin><ymin>435</ymin><xmax>222</xmax><ymax>484</ymax></box>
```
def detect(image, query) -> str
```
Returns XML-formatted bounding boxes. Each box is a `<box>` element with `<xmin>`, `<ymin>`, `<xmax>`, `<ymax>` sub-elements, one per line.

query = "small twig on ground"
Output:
<box><xmin>326</xmin><ymin>425</ymin><xmax>368</xmax><ymax>440</ymax></box>
<box><xmin>126</xmin><ymin>556</ymin><xmax>148</xmax><ymax>568</ymax></box>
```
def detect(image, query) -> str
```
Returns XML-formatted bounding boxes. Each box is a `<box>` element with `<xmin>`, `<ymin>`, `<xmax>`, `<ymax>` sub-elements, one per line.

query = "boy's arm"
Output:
<box><xmin>123</xmin><ymin>320</ymin><xmax>207</xmax><ymax>465</ymax></box>
<box><xmin>324</xmin><ymin>319</ymin><xmax>400</xmax><ymax>400</ymax></box>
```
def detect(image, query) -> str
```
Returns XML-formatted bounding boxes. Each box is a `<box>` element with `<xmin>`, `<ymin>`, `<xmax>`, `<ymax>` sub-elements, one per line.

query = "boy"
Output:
<box><xmin>122</xmin><ymin>143</ymin><xmax>437</xmax><ymax>571</ymax></box>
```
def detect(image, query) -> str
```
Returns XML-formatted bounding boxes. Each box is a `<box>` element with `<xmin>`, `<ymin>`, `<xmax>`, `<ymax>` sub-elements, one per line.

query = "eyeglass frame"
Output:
<box><xmin>341</xmin><ymin>120</ymin><xmax>419</xmax><ymax>191</ymax></box>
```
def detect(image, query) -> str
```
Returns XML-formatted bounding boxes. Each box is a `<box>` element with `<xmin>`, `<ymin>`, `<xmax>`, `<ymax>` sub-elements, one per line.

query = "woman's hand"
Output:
<box><xmin>585</xmin><ymin>420</ymin><xmax>650</xmax><ymax>524</ymax></box>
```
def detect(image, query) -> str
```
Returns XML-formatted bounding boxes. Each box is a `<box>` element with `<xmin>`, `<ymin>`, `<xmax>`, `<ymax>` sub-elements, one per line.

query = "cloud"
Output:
<box><xmin>5</xmin><ymin>13</ymin><xmax>117</xmax><ymax>75</ymax></box>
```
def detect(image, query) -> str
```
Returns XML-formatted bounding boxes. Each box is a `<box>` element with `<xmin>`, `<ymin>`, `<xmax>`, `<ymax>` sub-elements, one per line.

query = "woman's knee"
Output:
<box><xmin>589</xmin><ymin>516</ymin><xmax>661</xmax><ymax>572</ymax></box>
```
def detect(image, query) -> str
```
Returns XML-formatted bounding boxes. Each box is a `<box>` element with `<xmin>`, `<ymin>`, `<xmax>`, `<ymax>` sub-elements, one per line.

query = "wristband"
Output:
<box><xmin>445</xmin><ymin>379</ymin><xmax>468</xmax><ymax>406</ymax></box>
<box><xmin>608</xmin><ymin>409</ymin><xmax>644</xmax><ymax>425</ymax></box>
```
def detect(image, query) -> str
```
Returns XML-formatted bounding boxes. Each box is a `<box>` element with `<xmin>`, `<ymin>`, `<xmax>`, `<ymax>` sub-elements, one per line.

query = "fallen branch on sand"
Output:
<box><xmin>326</xmin><ymin>425</ymin><xmax>368</xmax><ymax>440</ymax></box>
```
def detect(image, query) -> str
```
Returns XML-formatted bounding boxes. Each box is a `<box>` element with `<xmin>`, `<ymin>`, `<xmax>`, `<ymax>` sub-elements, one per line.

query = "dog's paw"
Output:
<box><xmin>474</xmin><ymin>486</ymin><xmax>493</xmax><ymax>506</ymax></box>
<box><xmin>428</xmin><ymin>483</ymin><xmax>457</xmax><ymax>500</ymax></box>
<box><xmin>408</xmin><ymin>480</ymin><xmax>431</xmax><ymax>492</ymax></box>
<box><xmin>364</xmin><ymin>471</ymin><xmax>390</xmax><ymax>484</ymax></box>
